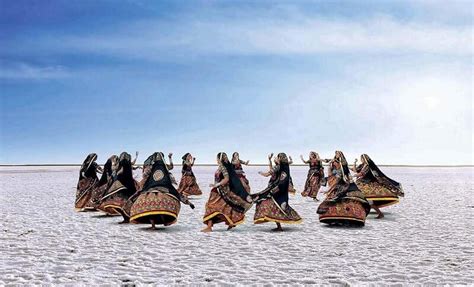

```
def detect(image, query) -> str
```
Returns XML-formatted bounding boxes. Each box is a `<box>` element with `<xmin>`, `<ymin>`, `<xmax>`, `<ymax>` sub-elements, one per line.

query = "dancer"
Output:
<box><xmin>202</xmin><ymin>152</ymin><xmax>253</xmax><ymax>232</ymax></box>
<box><xmin>300</xmin><ymin>152</ymin><xmax>325</xmax><ymax>201</ymax></box>
<box><xmin>98</xmin><ymin>152</ymin><xmax>138</xmax><ymax>216</ymax></box>
<box><xmin>129</xmin><ymin>152</ymin><xmax>194</xmax><ymax>229</ymax></box>
<box><xmin>86</xmin><ymin>155</ymin><xmax>117</xmax><ymax>210</ymax></box>
<box><xmin>317</xmin><ymin>151</ymin><xmax>370</xmax><ymax>226</ymax></box>
<box><xmin>353</xmin><ymin>154</ymin><xmax>404</xmax><ymax>219</ymax></box>
<box><xmin>268</xmin><ymin>153</ymin><xmax>296</xmax><ymax>195</ymax></box>
<box><xmin>253</xmin><ymin>153</ymin><xmax>302</xmax><ymax>231</ymax></box>
<box><xmin>232</xmin><ymin>152</ymin><xmax>251</xmax><ymax>193</ymax></box>
<box><xmin>177</xmin><ymin>153</ymin><xmax>202</xmax><ymax>196</ymax></box>
<box><xmin>75</xmin><ymin>153</ymin><xmax>102</xmax><ymax>211</ymax></box>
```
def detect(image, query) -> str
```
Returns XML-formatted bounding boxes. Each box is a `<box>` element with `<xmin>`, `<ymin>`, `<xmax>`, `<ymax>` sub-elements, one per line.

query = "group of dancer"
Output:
<box><xmin>75</xmin><ymin>150</ymin><xmax>404</xmax><ymax>231</ymax></box>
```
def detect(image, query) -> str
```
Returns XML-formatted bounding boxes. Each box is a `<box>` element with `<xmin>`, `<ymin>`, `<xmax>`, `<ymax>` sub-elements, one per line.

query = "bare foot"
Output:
<box><xmin>227</xmin><ymin>225</ymin><xmax>234</xmax><ymax>230</ymax></box>
<box><xmin>147</xmin><ymin>226</ymin><xmax>157</xmax><ymax>230</ymax></box>
<box><xmin>376</xmin><ymin>213</ymin><xmax>385</xmax><ymax>219</ymax></box>
<box><xmin>201</xmin><ymin>227</ymin><xmax>212</xmax><ymax>233</ymax></box>
<box><xmin>118</xmin><ymin>220</ymin><xmax>129</xmax><ymax>224</ymax></box>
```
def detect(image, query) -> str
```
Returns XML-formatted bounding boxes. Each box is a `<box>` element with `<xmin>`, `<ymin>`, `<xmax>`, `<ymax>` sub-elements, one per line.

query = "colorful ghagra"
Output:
<box><xmin>301</xmin><ymin>160</ymin><xmax>325</xmax><ymax>199</ymax></box>
<box><xmin>86</xmin><ymin>155</ymin><xmax>116</xmax><ymax>210</ymax></box>
<box><xmin>178</xmin><ymin>162</ymin><xmax>202</xmax><ymax>196</ymax></box>
<box><xmin>130</xmin><ymin>155</ymin><xmax>193</xmax><ymax>226</ymax></box>
<box><xmin>75</xmin><ymin>153</ymin><xmax>99</xmax><ymax>211</ymax></box>
<box><xmin>356</xmin><ymin>154</ymin><xmax>404</xmax><ymax>208</ymax></box>
<box><xmin>254</xmin><ymin>163</ymin><xmax>302</xmax><ymax>224</ymax></box>
<box><xmin>120</xmin><ymin>153</ymin><xmax>157</xmax><ymax>222</ymax></box>
<box><xmin>317</xmin><ymin>159</ymin><xmax>370</xmax><ymax>226</ymax></box>
<box><xmin>203</xmin><ymin>165</ymin><xmax>252</xmax><ymax>226</ymax></box>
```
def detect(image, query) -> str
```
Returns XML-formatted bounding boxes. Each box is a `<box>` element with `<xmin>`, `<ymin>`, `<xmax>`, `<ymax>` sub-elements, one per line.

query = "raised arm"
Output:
<box><xmin>267</xmin><ymin>153</ymin><xmax>273</xmax><ymax>170</ymax></box>
<box><xmin>190</xmin><ymin>157</ymin><xmax>196</xmax><ymax>166</ymax></box>
<box><xmin>258</xmin><ymin>170</ymin><xmax>272</xmax><ymax>177</ymax></box>
<box><xmin>167</xmin><ymin>153</ymin><xmax>174</xmax><ymax>170</ymax></box>
<box><xmin>131</xmin><ymin>151</ymin><xmax>139</xmax><ymax>165</ymax></box>
<box><xmin>300</xmin><ymin>155</ymin><xmax>309</xmax><ymax>164</ymax></box>
<box><xmin>288</xmin><ymin>156</ymin><xmax>293</xmax><ymax>165</ymax></box>
<box><xmin>240</xmin><ymin>159</ymin><xmax>250</xmax><ymax>165</ymax></box>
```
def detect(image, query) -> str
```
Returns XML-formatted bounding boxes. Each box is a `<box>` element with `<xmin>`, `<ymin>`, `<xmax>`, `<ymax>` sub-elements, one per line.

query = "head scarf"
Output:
<box><xmin>142</xmin><ymin>151</ymin><xmax>181</xmax><ymax>198</ymax></box>
<box><xmin>182</xmin><ymin>153</ymin><xmax>191</xmax><ymax>164</ymax></box>
<box><xmin>274</xmin><ymin>153</ymin><xmax>290</xmax><ymax>205</ymax></box>
<box><xmin>335</xmin><ymin>151</ymin><xmax>351</xmax><ymax>183</ymax></box>
<box><xmin>116</xmin><ymin>152</ymin><xmax>136</xmax><ymax>195</ymax></box>
<box><xmin>80</xmin><ymin>153</ymin><xmax>98</xmax><ymax>179</ymax></box>
<box><xmin>361</xmin><ymin>154</ymin><xmax>403</xmax><ymax>194</ymax></box>
<box><xmin>97</xmin><ymin>155</ymin><xmax>115</xmax><ymax>186</ymax></box>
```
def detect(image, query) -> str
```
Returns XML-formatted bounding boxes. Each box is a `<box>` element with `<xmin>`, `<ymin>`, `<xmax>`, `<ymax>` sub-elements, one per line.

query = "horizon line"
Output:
<box><xmin>0</xmin><ymin>164</ymin><xmax>473</xmax><ymax>168</ymax></box>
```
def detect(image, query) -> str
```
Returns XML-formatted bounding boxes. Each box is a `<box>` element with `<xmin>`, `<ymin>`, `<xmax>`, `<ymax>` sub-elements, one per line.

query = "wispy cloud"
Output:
<box><xmin>0</xmin><ymin>62</ymin><xmax>70</xmax><ymax>80</ymax></box>
<box><xmin>46</xmin><ymin>15</ymin><xmax>471</xmax><ymax>61</ymax></box>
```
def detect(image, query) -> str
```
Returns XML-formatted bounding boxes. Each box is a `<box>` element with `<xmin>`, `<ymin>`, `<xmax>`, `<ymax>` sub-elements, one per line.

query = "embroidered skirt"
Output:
<box><xmin>317</xmin><ymin>191</ymin><xmax>371</xmax><ymax>226</ymax></box>
<box><xmin>356</xmin><ymin>180</ymin><xmax>399</xmax><ymax>208</ymax></box>
<box><xmin>254</xmin><ymin>197</ymin><xmax>302</xmax><ymax>224</ymax></box>
<box><xmin>203</xmin><ymin>188</ymin><xmax>246</xmax><ymax>226</ymax></box>
<box><xmin>301</xmin><ymin>172</ymin><xmax>322</xmax><ymax>198</ymax></box>
<box><xmin>130</xmin><ymin>192</ymin><xmax>181</xmax><ymax>226</ymax></box>
<box><xmin>178</xmin><ymin>174</ymin><xmax>202</xmax><ymax>196</ymax></box>
<box><xmin>75</xmin><ymin>178</ymin><xmax>97</xmax><ymax>211</ymax></box>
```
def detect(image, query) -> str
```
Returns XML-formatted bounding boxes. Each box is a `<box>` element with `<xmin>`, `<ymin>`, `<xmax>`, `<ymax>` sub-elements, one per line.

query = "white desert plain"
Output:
<box><xmin>1</xmin><ymin>165</ymin><xmax>473</xmax><ymax>285</ymax></box>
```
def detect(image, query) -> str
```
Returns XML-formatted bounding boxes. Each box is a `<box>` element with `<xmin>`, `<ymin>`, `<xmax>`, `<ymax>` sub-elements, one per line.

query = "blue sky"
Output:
<box><xmin>0</xmin><ymin>0</ymin><xmax>472</xmax><ymax>165</ymax></box>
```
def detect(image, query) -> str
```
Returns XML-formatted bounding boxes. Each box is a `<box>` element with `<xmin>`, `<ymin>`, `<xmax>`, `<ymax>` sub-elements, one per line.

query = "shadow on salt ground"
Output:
<box><xmin>257</xmin><ymin>226</ymin><xmax>303</xmax><ymax>233</ymax></box>
<box><xmin>90</xmin><ymin>214</ymin><xmax>118</xmax><ymax>219</ymax></box>
<box><xmin>135</xmin><ymin>225</ymin><xmax>188</xmax><ymax>233</ymax></box>
<box><xmin>321</xmin><ymin>223</ymin><xmax>373</xmax><ymax>230</ymax></box>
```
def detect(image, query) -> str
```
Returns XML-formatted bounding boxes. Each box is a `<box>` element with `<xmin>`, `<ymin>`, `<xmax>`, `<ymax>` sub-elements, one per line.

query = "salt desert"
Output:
<box><xmin>1</xmin><ymin>166</ymin><xmax>473</xmax><ymax>285</ymax></box>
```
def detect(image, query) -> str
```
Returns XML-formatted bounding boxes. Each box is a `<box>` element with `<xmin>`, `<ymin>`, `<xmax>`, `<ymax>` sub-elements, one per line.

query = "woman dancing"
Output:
<box><xmin>232</xmin><ymin>152</ymin><xmax>251</xmax><ymax>193</ymax></box>
<box><xmin>129</xmin><ymin>152</ymin><xmax>195</xmax><ymax>229</ymax></box>
<box><xmin>86</xmin><ymin>154</ymin><xmax>117</xmax><ymax>210</ymax></box>
<box><xmin>253</xmin><ymin>153</ymin><xmax>302</xmax><ymax>231</ymax></box>
<box><xmin>352</xmin><ymin>154</ymin><xmax>404</xmax><ymax>219</ymax></box>
<box><xmin>317</xmin><ymin>151</ymin><xmax>370</xmax><ymax>226</ymax></box>
<box><xmin>202</xmin><ymin>152</ymin><xmax>253</xmax><ymax>232</ymax></box>
<box><xmin>75</xmin><ymin>153</ymin><xmax>102</xmax><ymax>211</ymax></box>
<box><xmin>300</xmin><ymin>152</ymin><xmax>325</xmax><ymax>201</ymax></box>
<box><xmin>268</xmin><ymin>153</ymin><xmax>296</xmax><ymax>195</ymax></box>
<box><xmin>98</xmin><ymin>152</ymin><xmax>138</xmax><ymax>216</ymax></box>
<box><xmin>177</xmin><ymin>153</ymin><xmax>202</xmax><ymax>196</ymax></box>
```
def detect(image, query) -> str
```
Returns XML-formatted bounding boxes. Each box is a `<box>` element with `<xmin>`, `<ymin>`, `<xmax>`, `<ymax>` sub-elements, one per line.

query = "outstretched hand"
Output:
<box><xmin>168</xmin><ymin>153</ymin><xmax>173</xmax><ymax>158</ymax></box>
<box><xmin>268</xmin><ymin>153</ymin><xmax>273</xmax><ymax>160</ymax></box>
